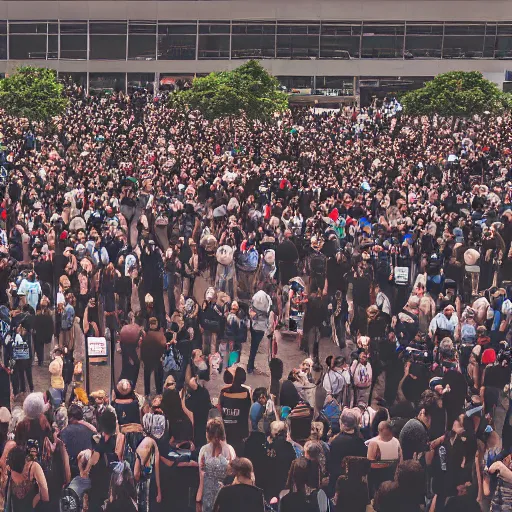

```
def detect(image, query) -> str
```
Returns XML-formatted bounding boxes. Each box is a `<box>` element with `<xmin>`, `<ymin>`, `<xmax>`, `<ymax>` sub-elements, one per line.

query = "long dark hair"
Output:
<box><xmin>285</xmin><ymin>457</ymin><xmax>309</xmax><ymax>494</ymax></box>
<box><xmin>161</xmin><ymin>388</ymin><xmax>187</xmax><ymax>425</ymax></box>
<box><xmin>110</xmin><ymin>461</ymin><xmax>137</xmax><ymax>503</ymax></box>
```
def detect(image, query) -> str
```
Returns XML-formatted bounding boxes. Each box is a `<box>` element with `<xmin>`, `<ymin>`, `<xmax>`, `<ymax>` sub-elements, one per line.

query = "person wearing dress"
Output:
<box><xmin>196</xmin><ymin>418</ymin><xmax>236</xmax><ymax>512</ymax></box>
<box><xmin>134</xmin><ymin>413</ymin><xmax>164</xmax><ymax>512</ymax></box>
<box><xmin>7</xmin><ymin>445</ymin><xmax>49</xmax><ymax>512</ymax></box>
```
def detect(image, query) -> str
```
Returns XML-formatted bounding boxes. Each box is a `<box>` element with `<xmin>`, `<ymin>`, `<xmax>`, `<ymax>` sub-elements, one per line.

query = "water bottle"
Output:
<box><xmin>439</xmin><ymin>445</ymin><xmax>447</xmax><ymax>471</ymax></box>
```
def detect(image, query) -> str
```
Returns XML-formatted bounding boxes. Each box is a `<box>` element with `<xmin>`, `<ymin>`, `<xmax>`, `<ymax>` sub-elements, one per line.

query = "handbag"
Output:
<box><xmin>167</xmin><ymin>448</ymin><xmax>192</xmax><ymax>463</ymax></box>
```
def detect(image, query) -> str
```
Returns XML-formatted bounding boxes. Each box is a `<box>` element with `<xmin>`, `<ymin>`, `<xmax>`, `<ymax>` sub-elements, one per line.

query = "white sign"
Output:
<box><xmin>87</xmin><ymin>337</ymin><xmax>107</xmax><ymax>357</ymax></box>
<box><xmin>394</xmin><ymin>266</ymin><xmax>409</xmax><ymax>285</ymax></box>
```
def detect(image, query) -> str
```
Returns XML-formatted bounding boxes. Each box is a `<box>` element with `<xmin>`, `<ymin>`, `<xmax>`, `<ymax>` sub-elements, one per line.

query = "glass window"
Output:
<box><xmin>60</xmin><ymin>72</ymin><xmax>87</xmax><ymax>88</ymax></box>
<box><xmin>90</xmin><ymin>21</ymin><xmax>127</xmax><ymax>60</ymax></box>
<box><xmin>232</xmin><ymin>22</ymin><xmax>275</xmax><ymax>58</ymax></box>
<box><xmin>90</xmin><ymin>22</ymin><xmax>127</xmax><ymax>35</ymax></box>
<box><xmin>0</xmin><ymin>22</ymin><xmax>6</xmax><ymax>60</ymax></box>
<box><xmin>48</xmin><ymin>22</ymin><xmax>58</xmax><ymax>34</ymax></box>
<box><xmin>443</xmin><ymin>24</ymin><xmax>485</xmax><ymax>58</ymax></box>
<box><xmin>315</xmin><ymin>76</ymin><xmax>354</xmax><ymax>95</ymax></box>
<box><xmin>60</xmin><ymin>22</ymin><xmax>87</xmax><ymax>34</ymax></box>
<box><xmin>362</xmin><ymin>23</ymin><xmax>404</xmax><ymax>58</ymax></box>
<box><xmin>484</xmin><ymin>23</ymin><xmax>497</xmax><ymax>58</ymax></box>
<box><xmin>89</xmin><ymin>73</ymin><xmax>126</xmax><ymax>93</ymax></box>
<box><xmin>198</xmin><ymin>22</ymin><xmax>229</xmax><ymax>59</ymax></box>
<box><xmin>320</xmin><ymin>22</ymin><xmax>361</xmax><ymax>58</ymax></box>
<box><xmin>129</xmin><ymin>21</ymin><xmax>156</xmax><ymax>34</ymax></box>
<box><xmin>199</xmin><ymin>22</ymin><xmax>230</xmax><ymax>34</ymax></box>
<box><xmin>0</xmin><ymin>36</ymin><xmax>6</xmax><ymax>60</ymax></box>
<box><xmin>277</xmin><ymin>23</ymin><xmax>319</xmax><ymax>58</ymax></box>
<box><xmin>444</xmin><ymin>23</ymin><xmax>485</xmax><ymax>36</ymax></box>
<box><xmin>405</xmin><ymin>23</ymin><xmax>443</xmax><ymax>58</ymax></box>
<box><xmin>9</xmin><ymin>22</ymin><xmax>48</xmax><ymax>34</ymax></box>
<box><xmin>128</xmin><ymin>21</ymin><xmax>156</xmax><ymax>60</ymax></box>
<box><xmin>60</xmin><ymin>34</ymin><xmax>87</xmax><ymax>60</ymax></box>
<box><xmin>158</xmin><ymin>23</ymin><xmax>196</xmax><ymax>60</ymax></box>
<box><xmin>128</xmin><ymin>72</ymin><xmax>155</xmax><ymax>93</ymax></box>
<box><xmin>48</xmin><ymin>35</ymin><xmax>58</xmax><ymax>59</ymax></box>
<box><xmin>9</xmin><ymin>35</ymin><xmax>46</xmax><ymax>59</ymax></box>
<box><xmin>496</xmin><ymin>24</ymin><xmax>512</xmax><ymax>58</ymax></box>
<box><xmin>277</xmin><ymin>76</ymin><xmax>313</xmax><ymax>91</ymax></box>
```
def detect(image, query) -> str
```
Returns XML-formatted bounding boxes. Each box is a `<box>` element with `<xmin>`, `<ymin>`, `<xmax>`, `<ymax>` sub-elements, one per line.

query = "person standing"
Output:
<box><xmin>328</xmin><ymin>409</ymin><xmax>367</xmax><ymax>497</ymax></box>
<box><xmin>248</xmin><ymin>290</ymin><xmax>272</xmax><ymax>375</ymax></box>
<box><xmin>212</xmin><ymin>457</ymin><xmax>264</xmax><ymax>512</ymax></box>
<box><xmin>140</xmin><ymin>317</ymin><xmax>166</xmax><ymax>397</ymax></box>
<box><xmin>32</xmin><ymin>295</ymin><xmax>53</xmax><ymax>366</ymax></box>
<box><xmin>196</xmin><ymin>418</ymin><xmax>236</xmax><ymax>512</ymax></box>
<box><xmin>219</xmin><ymin>367</ymin><xmax>251</xmax><ymax>456</ymax></box>
<box><xmin>17</xmin><ymin>270</ymin><xmax>42</xmax><ymax>313</ymax></box>
<box><xmin>10</xmin><ymin>319</ymin><xmax>33</xmax><ymax>396</ymax></box>
<box><xmin>350</xmin><ymin>351</ymin><xmax>372</xmax><ymax>407</ymax></box>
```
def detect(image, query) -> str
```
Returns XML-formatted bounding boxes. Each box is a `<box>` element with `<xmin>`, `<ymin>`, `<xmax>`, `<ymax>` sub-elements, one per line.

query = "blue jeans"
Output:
<box><xmin>248</xmin><ymin>329</ymin><xmax>265</xmax><ymax>372</ymax></box>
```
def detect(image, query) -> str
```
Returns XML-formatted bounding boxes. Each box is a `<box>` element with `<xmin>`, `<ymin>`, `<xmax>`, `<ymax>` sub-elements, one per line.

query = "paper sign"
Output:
<box><xmin>394</xmin><ymin>267</ymin><xmax>409</xmax><ymax>285</ymax></box>
<box><xmin>87</xmin><ymin>337</ymin><xmax>107</xmax><ymax>357</ymax></box>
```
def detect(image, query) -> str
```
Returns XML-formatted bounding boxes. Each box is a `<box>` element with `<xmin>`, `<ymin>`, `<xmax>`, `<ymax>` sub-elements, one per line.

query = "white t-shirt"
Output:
<box><xmin>18</xmin><ymin>279</ymin><xmax>42</xmax><ymax>311</ymax></box>
<box><xmin>322</xmin><ymin>369</ymin><xmax>346</xmax><ymax>396</ymax></box>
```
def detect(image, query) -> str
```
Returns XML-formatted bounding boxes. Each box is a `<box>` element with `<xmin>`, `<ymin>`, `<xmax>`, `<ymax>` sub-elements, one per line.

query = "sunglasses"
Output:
<box><xmin>165</xmin><ymin>381</ymin><xmax>176</xmax><ymax>388</ymax></box>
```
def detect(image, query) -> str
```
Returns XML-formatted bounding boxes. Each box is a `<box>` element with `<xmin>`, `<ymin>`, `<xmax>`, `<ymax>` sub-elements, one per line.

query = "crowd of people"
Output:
<box><xmin>0</xmin><ymin>83</ymin><xmax>509</xmax><ymax>511</ymax></box>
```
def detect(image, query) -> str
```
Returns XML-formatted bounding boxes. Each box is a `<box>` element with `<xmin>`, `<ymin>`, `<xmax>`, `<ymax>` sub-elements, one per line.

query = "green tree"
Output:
<box><xmin>401</xmin><ymin>71</ymin><xmax>507</xmax><ymax>118</ymax></box>
<box><xmin>0</xmin><ymin>66</ymin><xmax>68</xmax><ymax>122</ymax></box>
<box><xmin>169</xmin><ymin>60</ymin><xmax>288</xmax><ymax>121</ymax></box>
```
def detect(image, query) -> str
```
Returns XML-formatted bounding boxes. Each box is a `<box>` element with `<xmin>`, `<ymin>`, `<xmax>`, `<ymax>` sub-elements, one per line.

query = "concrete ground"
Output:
<box><xmin>27</xmin><ymin>274</ymin><xmax>342</xmax><ymax>404</ymax></box>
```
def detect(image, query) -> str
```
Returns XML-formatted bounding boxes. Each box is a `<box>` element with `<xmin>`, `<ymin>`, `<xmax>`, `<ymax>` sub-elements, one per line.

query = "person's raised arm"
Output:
<box><xmin>181</xmin><ymin>387</ymin><xmax>194</xmax><ymax>426</ymax></box>
<box><xmin>489</xmin><ymin>461</ymin><xmax>512</xmax><ymax>484</ymax></box>
<box><xmin>83</xmin><ymin>302</ymin><xmax>90</xmax><ymax>334</ymax></box>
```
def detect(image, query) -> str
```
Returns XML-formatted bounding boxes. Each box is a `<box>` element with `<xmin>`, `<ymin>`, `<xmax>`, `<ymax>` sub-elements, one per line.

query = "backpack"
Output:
<box><xmin>12</xmin><ymin>334</ymin><xmax>30</xmax><ymax>360</ymax></box>
<box><xmin>237</xmin><ymin>249</ymin><xmax>259</xmax><ymax>272</ymax></box>
<box><xmin>321</xmin><ymin>398</ymin><xmax>341</xmax><ymax>434</ymax></box>
<box><xmin>288</xmin><ymin>402</ymin><xmax>314</xmax><ymax>443</ymax></box>
<box><xmin>461</xmin><ymin>323</ymin><xmax>477</xmax><ymax>344</ymax></box>
<box><xmin>310</xmin><ymin>253</ymin><xmax>326</xmax><ymax>276</ymax></box>
<box><xmin>163</xmin><ymin>345</ymin><xmax>183</xmax><ymax>373</ymax></box>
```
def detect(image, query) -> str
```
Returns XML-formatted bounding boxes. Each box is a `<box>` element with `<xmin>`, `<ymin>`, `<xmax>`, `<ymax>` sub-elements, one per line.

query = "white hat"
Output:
<box><xmin>0</xmin><ymin>407</ymin><xmax>11</xmax><ymax>423</ymax></box>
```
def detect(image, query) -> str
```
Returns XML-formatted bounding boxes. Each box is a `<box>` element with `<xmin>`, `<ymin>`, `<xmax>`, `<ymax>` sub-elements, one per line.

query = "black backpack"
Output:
<box><xmin>310</xmin><ymin>253</ymin><xmax>326</xmax><ymax>276</ymax></box>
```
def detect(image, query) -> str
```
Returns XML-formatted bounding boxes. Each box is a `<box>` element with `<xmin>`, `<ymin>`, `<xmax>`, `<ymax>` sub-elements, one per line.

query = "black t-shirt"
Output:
<box><xmin>352</xmin><ymin>276</ymin><xmax>371</xmax><ymax>308</ymax></box>
<box><xmin>60</xmin><ymin>423</ymin><xmax>93</xmax><ymax>459</ymax></box>
<box><xmin>219</xmin><ymin>385</ymin><xmax>251</xmax><ymax>444</ymax></box>
<box><xmin>327</xmin><ymin>432</ymin><xmax>367</xmax><ymax>496</ymax></box>
<box><xmin>483</xmin><ymin>364</ymin><xmax>510</xmax><ymax>389</ymax></box>
<box><xmin>326</xmin><ymin>258</ymin><xmax>350</xmax><ymax>294</ymax></box>
<box><xmin>280</xmin><ymin>492</ymin><xmax>317</xmax><ymax>512</ymax></box>
<box><xmin>32</xmin><ymin>313</ymin><xmax>54</xmax><ymax>344</ymax></box>
<box><xmin>213</xmin><ymin>483</ymin><xmax>265</xmax><ymax>512</ymax></box>
<box><xmin>186</xmin><ymin>386</ymin><xmax>212</xmax><ymax>448</ymax></box>
<box><xmin>112</xmin><ymin>399</ymin><xmax>141</xmax><ymax>426</ymax></box>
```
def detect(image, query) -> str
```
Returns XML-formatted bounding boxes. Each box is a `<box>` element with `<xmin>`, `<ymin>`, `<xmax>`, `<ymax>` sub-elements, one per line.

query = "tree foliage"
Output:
<box><xmin>0</xmin><ymin>66</ymin><xmax>68</xmax><ymax>122</ymax></box>
<box><xmin>169</xmin><ymin>60</ymin><xmax>288</xmax><ymax>121</ymax></box>
<box><xmin>401</xmin><ymin>71</ymin><xmax>507</xmax><ymax>117</ymax></box>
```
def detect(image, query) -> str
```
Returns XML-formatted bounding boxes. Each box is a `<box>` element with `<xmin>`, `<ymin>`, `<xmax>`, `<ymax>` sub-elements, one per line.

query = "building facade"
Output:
<box><xmin>2</xmin><ymin>0</ymin><xmax>512</xmax><ymax>102</ymax></box>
